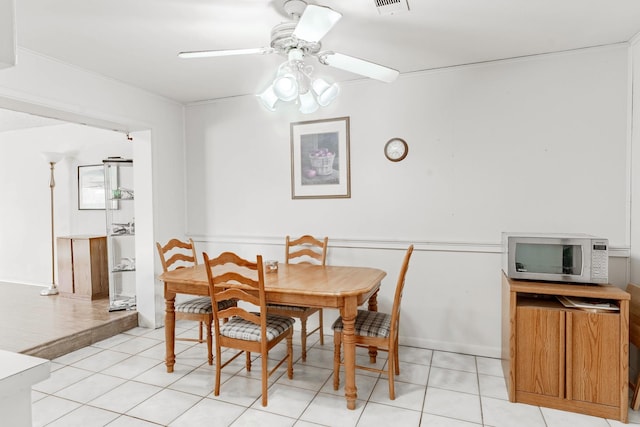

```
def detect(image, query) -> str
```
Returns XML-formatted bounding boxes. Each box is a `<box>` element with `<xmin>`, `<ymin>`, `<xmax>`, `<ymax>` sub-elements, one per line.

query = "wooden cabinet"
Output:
<box><xmin>502</xmin><ymin>273</ymin><xmax>629</xmax><ymax>422</ymax></box>
<box><xmin>57</xmin><ymin>235</ymin><xmax>109</xmax><ymax>300</ymax></box>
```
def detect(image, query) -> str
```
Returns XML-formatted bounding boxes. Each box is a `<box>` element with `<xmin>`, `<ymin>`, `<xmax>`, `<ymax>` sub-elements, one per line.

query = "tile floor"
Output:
<box><xmin>32</xmin><ymin>321</ymin><xmax>640</xmax><ymax>427</ymax></box>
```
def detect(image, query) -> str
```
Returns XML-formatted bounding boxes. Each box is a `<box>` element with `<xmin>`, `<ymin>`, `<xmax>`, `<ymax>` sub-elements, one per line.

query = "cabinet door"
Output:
<box><xmin>516</xmin><ymin>306</ymin><xmax>564</xmax><ymax>397</ymax></box>
<box><xmin>566</xmin><ymin>310</ymin><xmax>619</xmax><ymax>406</ymax></box>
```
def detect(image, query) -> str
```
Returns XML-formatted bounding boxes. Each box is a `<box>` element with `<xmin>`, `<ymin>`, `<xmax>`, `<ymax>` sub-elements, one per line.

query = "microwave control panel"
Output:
<box><xmin>591</xmin><ymin>240</ymin><xmax>609</xmax><ymax>281</ymax></box>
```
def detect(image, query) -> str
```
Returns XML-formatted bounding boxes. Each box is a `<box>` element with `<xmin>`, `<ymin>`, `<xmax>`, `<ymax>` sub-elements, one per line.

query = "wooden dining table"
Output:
<box><xmin>159</xmin><ymin>262</ymin><xmax>386</xmax><ymax>410</ymax></box>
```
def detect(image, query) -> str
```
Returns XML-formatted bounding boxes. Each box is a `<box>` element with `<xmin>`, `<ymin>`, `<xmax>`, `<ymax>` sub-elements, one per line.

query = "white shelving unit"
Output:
<box><xmin>103</xmin><ymin>158</ymin><xmax>136</xmax><ymax>312</ymax></box>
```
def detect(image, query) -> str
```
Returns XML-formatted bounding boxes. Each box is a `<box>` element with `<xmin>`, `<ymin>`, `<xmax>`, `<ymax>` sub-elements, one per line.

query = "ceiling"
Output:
<box><xmin>11</xmin><ymin>0</ymin><xmax>640</xmax><ymax>105</ymax></box>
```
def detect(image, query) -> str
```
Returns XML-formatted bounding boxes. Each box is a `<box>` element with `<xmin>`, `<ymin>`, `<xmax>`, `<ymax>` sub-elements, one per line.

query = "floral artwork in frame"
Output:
<box><xmin>290</xmin><ymin>116</ymin><xmax>351</xmax><ymax>199</ymax></box>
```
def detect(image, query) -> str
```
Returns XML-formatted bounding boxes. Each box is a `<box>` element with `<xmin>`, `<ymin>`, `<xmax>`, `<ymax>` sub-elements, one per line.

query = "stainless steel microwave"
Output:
<box><xmin>502</xmin><ymin>233</ymin><xmax>609</xmax><ymax>284</ymax></box>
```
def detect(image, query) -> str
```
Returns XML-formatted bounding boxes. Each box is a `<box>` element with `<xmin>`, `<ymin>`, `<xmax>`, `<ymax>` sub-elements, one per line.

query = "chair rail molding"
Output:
<box><xmin>189</xmin><ymin>234</ymin><xmax>630</xmax><ymax>258</ymax></box>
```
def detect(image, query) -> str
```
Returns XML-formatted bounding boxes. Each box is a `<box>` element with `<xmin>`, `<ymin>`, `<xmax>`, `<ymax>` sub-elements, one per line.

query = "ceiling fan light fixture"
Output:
<box><xmin>298</xmin><ymin>91</ymin><xmax>319</xmax><ymax>114</ymax></box>
<box><xmin>273</xmin><ymin>72</ymin><xmax>299</xmax><ymax>101</ymax></box>
<box><xmin>257</xmin><ymin>85</ymin><xmax>279</xmax><ymax>111</ymax></box>
<box><xmin>311</xmin><ymin>78</ymin><xmax>340</xmax><ymax>107</ymax></box>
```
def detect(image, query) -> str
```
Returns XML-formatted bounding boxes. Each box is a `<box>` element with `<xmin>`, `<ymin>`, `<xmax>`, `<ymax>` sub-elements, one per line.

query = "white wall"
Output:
<box><xmin>0</xmin><ymin>123</ymin><xmax>132</xmax><ymax>286</ymax></box>
<box><xmin>631</xmin><ymin>40</ymin><xmax>640</xmax><ymax>284</ymax></box>
<box><xmin>185</xmin><ymin>45</ymin><xmax>631</xmax><ymax>357</ymax></box>
<box><xmin>0</xmin><ymin>48</ymin><xmax>186</xmax><ymax>328</ymax></box>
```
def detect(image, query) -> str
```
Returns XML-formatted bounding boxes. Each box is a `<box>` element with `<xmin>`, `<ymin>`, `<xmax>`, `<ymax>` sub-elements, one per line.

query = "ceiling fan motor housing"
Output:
<box><xmin>270</xmin><ymin>21</ymin><xmax>321</xmax><ymax>57</ymax></box>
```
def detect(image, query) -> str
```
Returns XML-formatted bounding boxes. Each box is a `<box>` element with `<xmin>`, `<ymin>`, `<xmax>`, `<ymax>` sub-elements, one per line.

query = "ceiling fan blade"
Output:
<box><xmin>178</xmin><ymin>47</ymin><xmax>274</xmax><ymax>59</ymax></box>
<box><xmin>319</xmin><ymin>52</ymin><xmax>399</xmax><ymax>83</ymax></box>
<box><xmin>292</xmin><ymin>5</ymin><xmax>342</xmax><ymax>43</ymax></box>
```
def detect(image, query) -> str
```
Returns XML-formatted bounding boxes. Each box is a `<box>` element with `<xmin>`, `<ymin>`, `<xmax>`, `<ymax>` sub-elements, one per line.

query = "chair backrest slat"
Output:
<box><xmin>204</xmin><ymin>251</ymin><xmax>267</xmax><ymax>334</ymax></box>
<box><xmin>156</xmin><ymin>238</ymin><xmax>198</xmax><ymax>272</ymax></box>
<box><xmin>285</xmin><ymin>235</ymin><xmax>328</xmax><ymax>266</ymax></box>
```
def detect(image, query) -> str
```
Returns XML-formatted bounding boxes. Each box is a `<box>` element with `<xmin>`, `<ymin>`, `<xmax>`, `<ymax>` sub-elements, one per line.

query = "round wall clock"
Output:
<box><xmin>384</xmin><ymin>138</ymin><xmax>408</xmax><ymax>162</ymax></box>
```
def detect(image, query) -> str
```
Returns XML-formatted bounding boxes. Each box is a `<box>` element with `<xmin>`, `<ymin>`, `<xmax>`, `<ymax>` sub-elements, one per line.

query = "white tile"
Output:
<box><xmin>168</xmin><ymin>365</ymin><xmax>218</xmax><ymax>396</ymax></box>
<box><xmin>230</xmin><ymin>355</ymin><xmax>287</xmax><ymax>385</ymax></box>
<box><xmin>420</xmin><ymin>413</ymin><xmax>482</xmax><ymax>426</ymax></box>
<box><xmin>71</xmin><ymin>349</ymin><xmax>131</xmax><ymax>372</ymax></box>
<box><xmin>475</xmin><ymin>356</ymin><xmax>503</xmax><ymax>377</ymax></box>
<box><xmin>140</xmin><ymin>326</ymin><xmax>171</xmax><ymax>340</ymax></box>
<box><xmin>358</xmin><ymin>401</ymin><xmax>422</xmax><ymax>426</ymax></box>
<box><xmin>45</xmin><ymin>404</ymin><xmax>120</xmax><ymax>426</ymax></box>
<box><xmin>211</xmin><ymin>375</ymin><xmax>265</xmax><ymax>407</ymax></box>
<box><xmin>540</xmin><ymin>406</ymin><xmax>610</xmax><ymax>427</ymax></box>
<box><xmin>101</xmin><ymin>354</ymin><xmax>161</xmax><ymax>379</ymax></box>
<box><xmin>107</xmin><ymin>415</ymin><xmax>161</xmax><ymax>426</ymax></box>
<box><xmin>169</xmin><ymin>397</ymin><xmax>246</xmax><ymax>426</ymax></box>
<box><xmin>137</xmin><ymin>340</ymin><xmax>192</xmax><ymax>361</ymax></box>
<box><xmin>399</xmin><ymin>345</ymin><xmax>433</xmax><ymax>365</ymax></box>
<box><xmin>478</xmin><ymin>374</ymin><xmax>508</xmax><ymax>400</ymax></box>
<box><xmin>32</xmin><ymin>365</ymin><xmax>93</xmax><ymax>394</ymax></box>
<box><xmin>300</xmin><ymin>393</ymin><xmax>365</xmax><ymax>427</ymax></box>
<box><xmin>431</xmin><ymin>351</ymin><xmax>477</xmax><ymax>373</ymax></box>
<box><xmin>294</xmin><ymin>421</ymin><xmax>329</xmax><ymax>427</ymax></box>
<box><xmin>48</xmin><ymin>361</ymin><xmax>66</xmax><ymax>372</ymax></box>
<box><xmin>89</xmin><ymin>380</ymin><xmax>162</xmax><ymax>413</ymax></box>
<box><xmin>320</xmin><ymin>371</ymin><xmax>379</xmax><ymax>401</ymax></box>
<box><xmin>132</xmin><ymin>363</ymin><xmax>193</xmax><ymax>388</ymax></box>
<box><xmin>125</xmin><ymin>388</ymin><xmax>202</xmax><ymax>425</ymax></box>
<box><xmin>423</xmin><ymin>387</ymin><xmax>482</xmax><ymax>424</ymax></box>
<box><xmin>275</xmin><ymin>363</ymin><xmax>331</xmax><ymax>392</ymax></box>
<box><xmin>299</xmin><ymin>346</ymin><xmax>335</xmax><ymax>370</ymax></box>
<box><xmin>370</xmin><ymin>379</ymin><xmax>426</xmax><ymax>411</ymax></box>
<box><xmin>250</xmin><ymin>383</ymin><xmax>317</xmax><ymax>418</ymax></box>
<box><xmin>32</xmin><ymin>389</ymin><xmax>47</xmax><ymax>403</ymax></box>
<box><xmin>53</xmin><ymin>345</ymin><xmax>103</xmax><ymax>365</ymax></box>
<box><xmin>607</xmin><ymin>416</ymin><xmax>640</xmax><ymax>427</ymax></box>
<box><xmin>54</xmin><ymin>372</ymin><xmax>125</xmax><ymax>403</ymax></box>
<box><xmin>124</xmin><ymin>326</ymin><xmax>154</xmax><ymax>337</ymax></box>
<box><xmin>173</xmin><ymin>342</ymin><xmax>211</xmax><ymax>367</ymax></box>
<box><xmin>109</xmin><ymin>336</ymin><xmax>162</xmax><ymax>355</ymax></box>
<box><xmin>392</xmin><ymin>360</ymin><xmax>431</xmax><ymax>386</ymax></box>
<box><xmin>481</xmin><ymin>396</ymin><xmax>545</xmax><ymax>427</ymax></box>
<box><xmin>428</xmin><ymin>366</ymin><xmax>478</xmax><ymax>394</ymax></box>
<box><xmin>230</xmin><ymin>408</ymin><xmax>296</xmax><ymax>427</ymax></box>
<box><xmin>92</xmin><ymin>333</ymin><xmax>134</xmax><ymax>349</ymax></box>
<box><xmin>32</xmin><ymin>395</ymin><xmax>82</xmax><ymax>427</ymax></box>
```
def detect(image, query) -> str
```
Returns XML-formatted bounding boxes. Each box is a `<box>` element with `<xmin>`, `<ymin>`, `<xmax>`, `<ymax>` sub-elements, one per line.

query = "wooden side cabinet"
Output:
<box><xmin>57</xmin><ymin>235</ymin><xmax>109</xmax><ymax>300</ymax></box>
<box><xmin>501</xmin><ymin>273</ymin><xmax>629</xmax><ymax>422</ymax></box>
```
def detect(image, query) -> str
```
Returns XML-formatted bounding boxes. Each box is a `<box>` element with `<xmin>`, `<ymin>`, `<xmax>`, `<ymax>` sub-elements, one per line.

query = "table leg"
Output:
<box><xmin>165</xmin><ymin>289</ymin><xmax>176</xmax><ymax>373</ymax></box>
<box><xmin>368</xmin><ymin>289</ymin><xmax>379</xmax><ymax>363</ymax></box>
<box><xmin>342</xmin><ymin>296</ymin><xmax>358</xmax><ymax>410</ymax></box>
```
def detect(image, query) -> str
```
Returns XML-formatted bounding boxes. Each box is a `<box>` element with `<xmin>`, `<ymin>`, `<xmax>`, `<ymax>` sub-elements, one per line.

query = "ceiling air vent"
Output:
<box><xmin>375</xmin><ymin>0</ymin><xmax>410</xmax><ymax>15</ymax></box>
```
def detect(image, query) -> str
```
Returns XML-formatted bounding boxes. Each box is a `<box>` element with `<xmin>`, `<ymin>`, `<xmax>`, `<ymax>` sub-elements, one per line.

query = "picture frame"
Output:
<box><xmin>290</xmin><ymin>116</ymin><xmax>351</xmax><ymax>199</ymax></box>
<box><xmin>78</xmin><ymin>164</ymin><xmax>117</xmax><ymax>210</ymax></box>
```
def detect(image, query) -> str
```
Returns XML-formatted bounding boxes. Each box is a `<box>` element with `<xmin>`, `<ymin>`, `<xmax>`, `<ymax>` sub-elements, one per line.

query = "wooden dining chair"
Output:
<box><xmin>203</xmin><ymin>251</ymin><xmax>294</xmax><ymax>406</ymax></box>
<box><xmin>156</xmin><ymin>238</ymin><xmax>227</xmax><ymax>365</ymax></box>
<box><xmin>627</xmin><ymin>283</ymin><xmax>640</xmax><ymax>410</ymax></box>
<box><xmin>267</xmin><ymin>235</ymin><xmax>328</xmax><ymax>361</ymax></box>
<box><xmin>332</xmin><ymin>244</ymin><xmax>414</xmax><ymax>400</ymax></box>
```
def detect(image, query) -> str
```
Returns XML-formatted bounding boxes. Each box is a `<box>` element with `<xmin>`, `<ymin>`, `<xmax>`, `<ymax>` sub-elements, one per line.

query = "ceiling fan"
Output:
<box><xmin>178</xmin><ymin>0</ymin><xmax>400</xmax><ymax>85</ymax></box>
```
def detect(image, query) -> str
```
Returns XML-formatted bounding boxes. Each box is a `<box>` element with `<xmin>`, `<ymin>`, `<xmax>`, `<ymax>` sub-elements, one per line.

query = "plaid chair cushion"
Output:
<box><xmin>220</xmin><ymin>313</ymin><xmax>294</xmax><ymax>341</ymax></box>
<box><xmin>175</xmin><ymin>297</ymin><xmax>236</xmax><ymax>314</ymax></box>
<box><xmin>266</xmin><ymin>303</ymin><xmax>313</xmax><ymax>313</ymax></box>
<box><xmin>332</xmin><ymin>310</ymin><xmax>391</xmax><ymax>338</ymax></box>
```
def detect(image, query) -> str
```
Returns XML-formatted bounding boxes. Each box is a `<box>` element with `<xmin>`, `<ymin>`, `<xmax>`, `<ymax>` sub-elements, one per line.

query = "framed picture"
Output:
<box><xmin>290</xmin><ymin>116</ymin><xmax>351</xmax><ymax>199</ymax></box>
<box><xmin>78</xmin><ymin>165</ymin><xmax>117</xmax><ymax>210</ymax></box>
